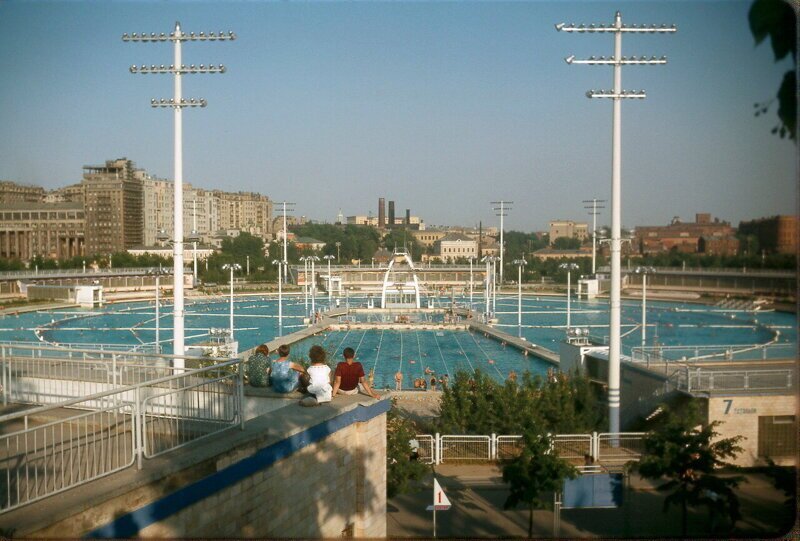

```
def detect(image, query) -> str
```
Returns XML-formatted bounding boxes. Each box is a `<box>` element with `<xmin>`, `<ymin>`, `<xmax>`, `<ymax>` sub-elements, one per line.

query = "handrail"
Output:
<box><xmin>0</xmin><ymin>358</ymin><xmax>240</xmax><ymax>425</ymax></box>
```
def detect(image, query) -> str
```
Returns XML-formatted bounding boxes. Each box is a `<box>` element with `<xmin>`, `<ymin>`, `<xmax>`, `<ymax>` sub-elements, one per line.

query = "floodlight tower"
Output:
<box><xmin>124</xmin><ymin>23</ymin><xmax>235</xmax><ymax>365</ymax></box>
<box><xmin>583</xmin><ymin>198</ymin><xmax>606</xmax><ymax>275</ymax></box>
<box><xmin>491</xmin><ymin>201</ymin><xmax>512</xmax><ymax>284</ymax></box>
<box><xmin>557</xmin><ymin>11</ymin><xmax>675</xmax><ymax>434</ymax></box>
<box><xmin>279</xmin><ymin>202</ymin><xmax>295</xmax><ymax>283</ymax></box>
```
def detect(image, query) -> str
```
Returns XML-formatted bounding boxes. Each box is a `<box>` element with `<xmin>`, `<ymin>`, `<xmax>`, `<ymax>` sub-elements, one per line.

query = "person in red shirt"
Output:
<box><xmin>332</xmin><ymin>347</ymin><xmax>380</xmax><ymax>399</ymax></box>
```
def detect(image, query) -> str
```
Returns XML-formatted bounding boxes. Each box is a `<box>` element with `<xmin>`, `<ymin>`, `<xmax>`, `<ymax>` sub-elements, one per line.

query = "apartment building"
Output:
<box><xmin>82</xmin><ymin>158</ymin><xmax>143</xmax><ymax>256</ymax></box>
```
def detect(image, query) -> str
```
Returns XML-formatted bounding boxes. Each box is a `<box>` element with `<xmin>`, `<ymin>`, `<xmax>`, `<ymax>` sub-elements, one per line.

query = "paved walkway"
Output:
<box><xmin>387</xmin><ymin>464</ymin><xmax>795</xmax><ymax>538</ymax></box>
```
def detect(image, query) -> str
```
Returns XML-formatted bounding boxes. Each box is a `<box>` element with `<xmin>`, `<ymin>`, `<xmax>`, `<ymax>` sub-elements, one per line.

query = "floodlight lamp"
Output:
<box><xmin>565</xmin><ymin>55</ymin><xmax>575</xmax><ymax>64</ymax></box>
<box><xmin>555</xmin><ymin>22</ymin><xmax>565</xmax><ymax>31</ymax></box>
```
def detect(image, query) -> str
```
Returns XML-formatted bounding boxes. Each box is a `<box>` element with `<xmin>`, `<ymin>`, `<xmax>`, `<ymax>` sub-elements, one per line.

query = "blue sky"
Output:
<box><xmin>0</xmin><ymin>0</ymin><xmax>794</xmax><ymax>231</ymax></box>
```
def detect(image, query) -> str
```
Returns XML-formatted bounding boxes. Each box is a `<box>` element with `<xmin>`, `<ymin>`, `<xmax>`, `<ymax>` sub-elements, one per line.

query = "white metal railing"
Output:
<box><xmin>678</xmin><ymin>368</ymin><xmax>794</xmax><ymax>393</ymax></box>
<box><xmin>596</xmin><ymin>433</ymin><xmax>646</xmax><ymax>463</ymax></box>
<box><xmin>0</xmin><ymin>348</ymin><xmax>243</xmax><ymax>514</ymax></box>
<box><xmin>417</xmin><ymin>432</ymin><xmax>645</xmax><ymax>465</ymax></box>
<box><xmin>630</xmin><ymin>342</ymin><xmax>797</xmax><ymax>365</ymax></box>
<box><xmin>439</xmin><ymin>435</ymin><xmax>492</xmax><ymax>462</ymax></box>
<box><xmin>0</xmin><ymin>391</ymin><xmax>136</xmax><ymax>513</ymax></box>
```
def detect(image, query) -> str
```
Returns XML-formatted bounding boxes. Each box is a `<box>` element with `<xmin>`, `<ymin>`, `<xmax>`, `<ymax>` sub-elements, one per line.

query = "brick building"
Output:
<box><xmin>635</xmin><ymin>213</ymin><xmax>738</xmax><ymax>255</ymax></box>
<box><xmin>738</xmin><ymin>215</ymin><xmax>798</xmax><ymax>255</ymax></box>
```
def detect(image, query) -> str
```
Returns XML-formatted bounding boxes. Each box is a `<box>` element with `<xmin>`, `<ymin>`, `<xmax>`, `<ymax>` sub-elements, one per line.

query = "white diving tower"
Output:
<box><xmin>380</xmin><ymin>250</ymin><xmax>422</xmax><ymax>309</ymax></box>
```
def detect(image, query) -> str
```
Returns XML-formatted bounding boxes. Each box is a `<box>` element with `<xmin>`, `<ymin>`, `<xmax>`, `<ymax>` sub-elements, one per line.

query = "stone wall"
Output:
<box><xmin>706</xmin><ymin>394</ymin><xmax>797</xmax><ymax>467</ymax></box>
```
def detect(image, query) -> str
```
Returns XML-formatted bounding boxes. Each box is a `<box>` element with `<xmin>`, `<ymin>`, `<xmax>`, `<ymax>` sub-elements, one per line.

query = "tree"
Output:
<box><xmin>552</xmin><ymin>237</ymin><xmax>582</xmax><ymax>250</ymax></box>
<box><xmin>503</xmin><ymin>430</ymin><xmax>577</xmax><ymax>537</ymax></box>
<box><xmin>749</xmin><ymin>0</ymin><xmax>796</xmax><ymax>140</ymax></box>
<box><xmin>635</xmin><ymin>402</ymin><xmax>744</xmax><ymax>536</ymax></box>
<box><xmin>386</xmin><ymin>403</ymin><xmax>429</xmax><ymax>498</ymax></box>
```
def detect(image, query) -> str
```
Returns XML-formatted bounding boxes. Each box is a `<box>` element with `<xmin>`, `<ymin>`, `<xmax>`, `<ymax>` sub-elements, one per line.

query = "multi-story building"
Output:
<box><xmin>0</xmin><ymin>181</ymin><xmax>45</xmax><ymax>204</ymax></box>
<box><xmin>82</xmin><ymin>158</ymin><xmax>143</xmax><ymax>256</ymax></box>
<box><xmin>635</xmin><ymin>213</ymin><xmax>738</xmax><ymax>255</ymax></box>
<box><xmin>411</xmin><ymin>229</ymin><xmax>448</xmax><ymax>248</ymax></box>
<box><xmin>549</xmin><ymin>220</ymin><xmax>589</xmax><ymax>244</ymax></box>
<box><xmin>216</xmin><ymin>191</ymin><xmax>272</xmax><ymax>239</ymax></box>
<box><xmin>44</xmin><ymin>183</ymin><xmax>84</xmax><ymax>205</ymax></box>
<box><xmin>738</xmin><ymin>215</ymin><xmax>798</xmax><ymax>255</ymax></box>
<box><xmin>378</xmin><ymin>198</ymin><xmax>385</xmax><ymax>228</ymax></box>
<box><xmin>434</xmin><ymin>233</ymin><xmax>478</xmax><ymax>262</ymax></box>
<box><xmin>0</xmin><ymin>202</ymin><xmax>85</xmax><ymax>260</ymax></box>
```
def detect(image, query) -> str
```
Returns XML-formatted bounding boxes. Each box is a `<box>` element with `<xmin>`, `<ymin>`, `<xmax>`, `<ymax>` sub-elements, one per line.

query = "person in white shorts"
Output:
<box><xmin>300</xmin><ymin>345</ymin><xmax>332</xmax><ymax>406</ymax></box>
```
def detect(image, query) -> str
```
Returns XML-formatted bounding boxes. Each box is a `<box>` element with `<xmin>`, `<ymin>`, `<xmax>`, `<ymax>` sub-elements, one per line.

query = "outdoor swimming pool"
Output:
<box><xmin>292</xmin><ymin>328</ymin><xmax>545</xmax><ymax>390</ymax></box>
<box><xmin>0</xmin><ymin>293</ymin><xmax>795</xmax><ymax>387</ymax></box>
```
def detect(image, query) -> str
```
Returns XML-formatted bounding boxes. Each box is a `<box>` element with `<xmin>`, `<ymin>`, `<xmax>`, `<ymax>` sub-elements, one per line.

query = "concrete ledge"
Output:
<box><xmin>0</xmin><ymin>394</ymin><xmax>389</xmax><ymax>537</ymax></box>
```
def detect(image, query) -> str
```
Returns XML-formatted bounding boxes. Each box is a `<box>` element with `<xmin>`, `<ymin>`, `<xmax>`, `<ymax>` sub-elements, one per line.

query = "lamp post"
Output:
<box><xmin>513</xmin><ymin>259</ymin><xmax>527</xmax><ymax>338</ymax></box>
<box><xmin>557</xmin><ymin>12</ymin><xmax>675</xmax><ymax>434</ymax></box>
<box><xmin>272</xmin><ymin>260</ymin><xmax>283</xmax><ymax>337</ymax></box>
<box><xmin>246</xmin><ymin>255</ymin><xmax>250</xmax><ymax>276</ymax></box>
<box><xmin>559</xmin><ymin>262</ymin><xmax>580</xmax><ymax>333</ymax></box>
<box><xmin>309</xmin><ymin>255</ymin><xmax>320</xmax><ymax>318</ymax></box>
<box><xmin>635</xmin><ymin>266</ymin><xmax>656</xmax><ymax>348</ymax></box>
<box><xmin>192</xmin><ymin>196</ymin><xmax>198</xmax><ymax>285</ymax></box>
<box><xmin>335</xmin><ymin>242</ymin><xmax>341</xmax><ymax>263</ymax></box>
<box><xmin>300</xmin><ymin>256</ymin><xmax>308</xmax><ymax>311</ymax></box>
<box><xmin>222</xmin><ymin>263</ymin><xmax>242</xmax><ymax>342</ymax></box>
<box><xmin>468</xmin><ymin>256</ymin><xmax>475</xmax><ymax>309</ymax></box>
<box><xmin>491</xmin><ymin>256</ymin><xmax>498</xmax><ymax>316</ymax></box>
<box><xmin>323</xmin><ymin>254</ymin><xmax>335</xmax><ymax>309</ymax></box>
<box><xmin>279</xmin><ymin>202</ymin><xmax>294</xmax><ymax>284</ymax></box>
<box><xmin>82</xmin><ymin>260</ymin><xmax>86</xmax><ymax>274</ymax></box>
<box><xmin>583</xmin><ymin>198</ymin><xmax>606</xmax><ymax>275</ymax></box>
<box><xmin>491</xmin><ymin>201</ymin><xmax>512</xmax><ymax>284</ymax></box>
<box><xmin>124</xmin><ymin>22</ymin><xmax>234</xmax><ymax>364</ymax></box>
<box><xmin>146</xmin><ymin>267</ymin><xmax>170</xmax><ymax>353</ymax></box>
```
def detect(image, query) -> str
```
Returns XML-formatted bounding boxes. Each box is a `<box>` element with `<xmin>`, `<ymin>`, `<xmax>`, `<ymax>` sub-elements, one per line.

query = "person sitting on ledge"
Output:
<box><xmin>270</xmin><ymin>344</ymin><xmax>309</xmax><ymax>394</ymax></box>
<box><xmin>300</xmin><ymin>345</ymin><xmax>332</xmax><ymax>407</ymax></box>
<box><xmin>332</xmin><ymin>347</ymin><xmax>379</xmax><ymax>399</ymax></box>
<box><xmin>246</xmin><ymin>344</ymin><xmax>271</xmax><ymax>388</ymax></box>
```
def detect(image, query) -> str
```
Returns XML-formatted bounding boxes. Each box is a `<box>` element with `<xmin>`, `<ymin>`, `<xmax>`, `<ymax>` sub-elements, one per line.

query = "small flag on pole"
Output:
<box><xmin>426</xmin><ymin>478</ymin><xmax>452</xmax><ymax>511</ymax></box>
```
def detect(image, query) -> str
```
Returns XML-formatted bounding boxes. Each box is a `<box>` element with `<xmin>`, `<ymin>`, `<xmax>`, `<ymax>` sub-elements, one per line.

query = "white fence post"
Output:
<box><xmin>491</xmin><ymin>433</ymin><xmax>497</xmax><ymax>460</ymax></box>
<box><xmin>592</xmin><ymin>431</ymin><xmax>598</xmax><ymax>461</ymax></box>
<box><xmin>435</xmin><ymin>432</ymin><xmax>441</xmax><ymax>464</ymax></box>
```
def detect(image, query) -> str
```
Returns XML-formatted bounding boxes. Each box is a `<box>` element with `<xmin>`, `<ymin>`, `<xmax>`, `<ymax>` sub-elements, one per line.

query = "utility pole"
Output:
<box><xmin>491</xmin><ymin>201</ymin><xmax>512</xmax><ymax>284</ymax></box>
<box><xmin>280</xmin><ymin>202</ymin><xmax>295</xmax><ymax>284</ymax></box>
<box><xmin>557</xmin><ymin>11</ymin><xmax>675</xmax><ymax>434</ymax></box>
<box><xmin>124</xmin><ymin>23</ymin><xmax>234</xmax><ymax>364</ymax></box>
<box><xmin>583</xmin><ymin>198</ymin><xmax>606</xmax><ymax>275</ymax></box>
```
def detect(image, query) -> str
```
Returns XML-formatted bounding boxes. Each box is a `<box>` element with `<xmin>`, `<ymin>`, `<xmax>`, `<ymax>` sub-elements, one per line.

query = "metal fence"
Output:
<box><xmin>439</xmin><ymin>435</ymin><xmax>492</xmax><ymax>462</ymax></box>
<box><xmin>0</xmin><ymin>349</ymin><xmax>243</xmax><ymax>514</ymax></box>
<box><xmin>630</xmin><ymin>342</ymin><xmax>797</xmax><ymax>365</ymax></box>
<box><xmin>678</xmin><ymin>368</ymin><xmax>794</xmax><ymax>393</ymax></box>
<box><xmin>417</xmin><ymin>432</ymin><xmax>644</xmax><ymax>465</ymax></box>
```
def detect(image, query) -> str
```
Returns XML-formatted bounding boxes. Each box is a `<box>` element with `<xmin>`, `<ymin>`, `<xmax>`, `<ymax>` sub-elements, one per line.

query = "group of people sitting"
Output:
<box><xmin>247</xmin><ymin>343</ymin><xmax>380</xmax><ymax>406</ymax></box>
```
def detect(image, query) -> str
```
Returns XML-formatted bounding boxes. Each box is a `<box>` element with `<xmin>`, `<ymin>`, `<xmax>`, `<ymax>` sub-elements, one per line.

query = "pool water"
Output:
<box><xmin>0</xmin><ymin>293</ymin><xmax>795</xmax><ymax>386</ymax></box>
<box><xmin>292</xmin><ymin>328</ymin><xmax>546</xmax><ymax>390</ymax></box>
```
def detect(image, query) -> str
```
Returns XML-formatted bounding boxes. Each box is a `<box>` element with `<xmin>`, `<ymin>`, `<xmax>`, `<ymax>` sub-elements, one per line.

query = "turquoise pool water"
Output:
<box><xmin>0</xmin><ymin>293</ymin><xmax>794</xmax><ymax>386</ymax></box>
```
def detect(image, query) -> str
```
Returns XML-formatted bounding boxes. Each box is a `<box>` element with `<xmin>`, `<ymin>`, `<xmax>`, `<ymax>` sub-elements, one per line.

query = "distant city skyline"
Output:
<box><xmin>0</xmin><ymin>1</ymin><xmax>795</xmax><ymax>231</ymax></box>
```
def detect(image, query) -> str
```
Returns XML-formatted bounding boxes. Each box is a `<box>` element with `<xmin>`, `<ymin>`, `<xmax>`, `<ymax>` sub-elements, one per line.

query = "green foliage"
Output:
<box><xmin>200</xmin><ymin>232</ymin><xmax>275</xmax><ymax>284</ymax></box>
<box><xmin>381</xmin><ymin>229</ymin><xmax>423</xmax><ymax>261</ymax></box>
<box><xmin>632</xmin><ymin>250</ymin><xmax>796</xmax><ymax>271</ymax></box>
<box><xmin>290</xmin><ymin>223</ymin><xmax>381</xmax><ymax>263</ymax></box>
<box><xmin>552</xmin><ymin>236</ymin><xmax>582</xmax><ymax>250</ymax></box>
<box><xmin>749</xmin><ymin>0</ymin><xmax>796</xmax><ymax>140</ymax></box>
<box><xmin>502</xmin><ymin>430</ymin><xmax>577</xmax><ymax>537</ymax></box>
<box><xmin>761</xmin><ymin>459</ymin><xmax>796</xmax><ymax>533</ymax></box>
<box><xmin>635</xmin><ymin>402</ymin><xmax>744</xmax><ymax>536</ymax></box>
<box><xmin>436</xmin><ymin>369</ymin><xmax>604</xmax><ymax>435</ymax></box>
<box><xmin>386</xmin><ymin>403</ymin><xmax>429</xmax><ymax>498</ymax></box>
<box><xmin>0</xmin><ymin>258</ymin><xmax>24</xmax><ymax>272</ymax></box>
